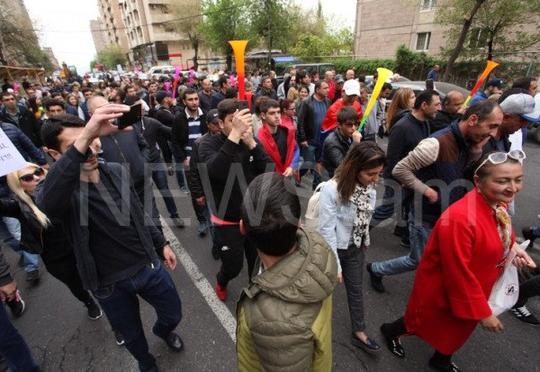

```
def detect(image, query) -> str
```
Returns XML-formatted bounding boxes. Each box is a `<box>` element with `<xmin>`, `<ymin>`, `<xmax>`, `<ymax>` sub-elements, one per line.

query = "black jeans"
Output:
<box><xmin>42</xmin><ymin>253</ymin><xmax>91</xmax><ymax>304</ymax></box>
<box><xmin>92</xmin><ymin>260</ymin><xmax>182</xmax><ymax>372</ymax></box>
<box><xmin>515</xmin><ymin>274</ymin><xmax>540</xmax><ymax>308</ymax></box>
<box><xmin>338</xmin><ymin>244</ymin><xmax>366</xmax><ymax>333</ymax></box>
<box><xmin>213</xmin><ymin>225</ymin><xmax>257</xmax><ymax>287</ymax></box>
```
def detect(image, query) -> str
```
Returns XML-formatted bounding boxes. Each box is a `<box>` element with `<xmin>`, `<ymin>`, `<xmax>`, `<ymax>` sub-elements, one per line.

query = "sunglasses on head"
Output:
<box><xmin>19</xmin><ymin>168</ymin><xmax>45</xmax><ymax>182</ymax></box>
<box><xmin>474</xmin><ymin>150</ymin><xmax>526</xmax><ymax>175</ymax></box>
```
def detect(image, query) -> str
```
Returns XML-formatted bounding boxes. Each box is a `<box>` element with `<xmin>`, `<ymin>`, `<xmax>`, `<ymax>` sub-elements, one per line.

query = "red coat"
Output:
<box><xmin>404</xmin><ymin>189</ymin><xmax>513</xmax><ymax>355</ymax></box>
<box><xmin>321</xmin><ymin>99</ymin><xmax>362</xmax><ymax>132</ymax></box>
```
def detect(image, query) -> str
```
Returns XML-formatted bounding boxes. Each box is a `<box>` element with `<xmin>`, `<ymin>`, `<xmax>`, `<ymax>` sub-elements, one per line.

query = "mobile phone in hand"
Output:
<box><xmin>116</xmin><ymin>103</ymin><xmax>142</xmax><ymax>129</ymax></box>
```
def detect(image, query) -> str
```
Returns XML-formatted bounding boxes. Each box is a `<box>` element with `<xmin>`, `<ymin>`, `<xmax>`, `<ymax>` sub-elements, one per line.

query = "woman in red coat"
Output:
<box><xmin>379</xmin><ymin>151</ymin><xmax>536</xmax><ymax>372</ymax></box>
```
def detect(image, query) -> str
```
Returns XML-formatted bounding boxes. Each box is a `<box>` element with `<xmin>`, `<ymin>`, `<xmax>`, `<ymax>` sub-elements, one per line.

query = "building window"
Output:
<box><xmin>420</xmin><ymin>0</ymin><xmax>436</xmax><ymax>10</ymax></box>
<box><xmin>415</xmin><ymin>32</ymin><xmax>431</xmax><ymax>51</ymax></box>
<box><xmin>469</xmin><ymin>28</ymin><xmax>488</xmax><ymax>49</ymax></box>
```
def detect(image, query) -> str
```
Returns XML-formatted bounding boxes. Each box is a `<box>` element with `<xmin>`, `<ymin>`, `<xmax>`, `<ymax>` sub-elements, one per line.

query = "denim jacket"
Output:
<box><xmin>318</xmin><ymin>180</ymin><xmax>376</xmax><ymax>272</ymax></box>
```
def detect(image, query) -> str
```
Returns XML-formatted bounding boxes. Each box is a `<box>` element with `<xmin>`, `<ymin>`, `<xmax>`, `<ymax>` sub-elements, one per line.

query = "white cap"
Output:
<box><xmin>522</xmin><ymin>93</ymin><xmax>540</xmax><ymax>123</ymax></box>
<box><xmin>500</xmin><ymin>93</ymin><xmax>539</xmax><ymax>122</ymax></box>
<box><xmin>343</xmin><ymin>79</ymin><xmax>360</xmax><ymax>96</ymax></box>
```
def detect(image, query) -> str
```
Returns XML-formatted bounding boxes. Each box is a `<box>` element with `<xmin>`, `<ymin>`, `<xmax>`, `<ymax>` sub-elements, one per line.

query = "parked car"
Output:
<box><xmin>388</xmin><ymin>80</ymin><xmax>469</xmax><ymax>101</ymax></box>
<box><xmin>291</xmin><ymin>63</ymin><xmax>336</xmax><ymax>78</ymax></box>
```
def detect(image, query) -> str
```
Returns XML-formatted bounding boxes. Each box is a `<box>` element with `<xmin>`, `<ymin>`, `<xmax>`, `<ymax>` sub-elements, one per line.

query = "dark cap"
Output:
<box><xmin>155</xmin><ymin>90</ymin><xmax>172</xmax><ymax>104</ymax></box>
<box><xmin>486</xmin><ymin>79</ymin><xmax>503</xmax><ymax>88</ymax></box>
<box><xmin>206</xmin><ymin>109</ymin><xmax>219</xmax><ymax>123</ymax></box>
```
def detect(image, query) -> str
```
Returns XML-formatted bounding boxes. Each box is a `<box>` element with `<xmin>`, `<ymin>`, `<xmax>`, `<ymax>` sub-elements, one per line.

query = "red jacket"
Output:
<box><xmin>404</xmin><ymin>189</ymin><xmax>513</xmax><ymax>354</ymax></box>
<box><xmin>326</xmin><ymin>79</ymin><xmax>336</xmax><ymax>101</ymax></box>
<box><xmin>258</xmin><ymin>124</ymin><xmax>297</xmax><ymax>174</ymax></box>
<box><xmin>321</xmin><ymin>99</ymin><xmax>362</xmax><ymax>132</ymax></box>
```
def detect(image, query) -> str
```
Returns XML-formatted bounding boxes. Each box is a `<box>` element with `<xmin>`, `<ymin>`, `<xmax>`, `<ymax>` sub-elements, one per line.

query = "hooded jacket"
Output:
<box><xmin>236</xmin><ymin>229</ymin><xmax>338</xmax><ymax>372</ymax></box>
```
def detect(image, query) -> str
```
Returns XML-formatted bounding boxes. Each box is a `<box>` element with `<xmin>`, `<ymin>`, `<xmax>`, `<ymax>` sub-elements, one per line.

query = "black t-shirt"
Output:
<box><xmin>85</xmin><ymin>175</ymin><xmax>149</xmax><ymax>286</ymax></box>
<box><xmin>272</xmin><ymin>126</ymin><xmax>288</xmax><ymax>164</ymax></box>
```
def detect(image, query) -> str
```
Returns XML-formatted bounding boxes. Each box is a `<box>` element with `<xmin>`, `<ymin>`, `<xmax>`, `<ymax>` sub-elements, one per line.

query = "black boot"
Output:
<box><xmin>429</xmin><ymin>351</ymin><xmax>460</xmax><ymax>372</ymax></box>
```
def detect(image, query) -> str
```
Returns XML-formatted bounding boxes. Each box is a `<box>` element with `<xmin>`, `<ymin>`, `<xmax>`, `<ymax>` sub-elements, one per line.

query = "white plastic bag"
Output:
<box><xmin>488</xmin><ymin>240</ymin><xmax>529</xmax><ymax>316</ymax></box>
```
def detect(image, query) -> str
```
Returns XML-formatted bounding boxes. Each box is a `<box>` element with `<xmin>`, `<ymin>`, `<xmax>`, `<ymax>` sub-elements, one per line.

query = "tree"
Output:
<box><xmin>249</xmin><ymin>0</ymin><xmax>292</xmax><ymax>67</ymax></box>
<box><xmin>168</xmin><ymin>0</ymin><xmax>203</xmax><ymax>69</ymax></box>
<box><xmin>291</xmin><ymin>28</ymin><xmax>353</xmax><ymax>61</ymax></box>
<box><xmin>468</xmin><ymin>0</ymin><xmax>540</xmax><ymax>61</ymax></box>
<box><xmin>0</xmin><ymin>7</ymin><xmax>51</xmax><ymax>68</ymax></box>
<box><xmin>437</xmin><ymin>0</ymin><xmax>487</xmax><ymax>81</ymax></box>
<box><xmin>199</xmin><ymin>0</ymin><xmax>253</xmax><ymax>71</ymax></box>
<box><xmin>95</xmin><ymin>45</ymin><xmax>127</xmax><ymax>70</ymax></box>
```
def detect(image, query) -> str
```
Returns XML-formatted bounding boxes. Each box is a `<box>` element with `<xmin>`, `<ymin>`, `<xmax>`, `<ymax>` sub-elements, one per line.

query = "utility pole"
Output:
<box><xmin>265</xmin><ymin>0</ymin><xmax>272</xmax><ymax>69</ymax></box>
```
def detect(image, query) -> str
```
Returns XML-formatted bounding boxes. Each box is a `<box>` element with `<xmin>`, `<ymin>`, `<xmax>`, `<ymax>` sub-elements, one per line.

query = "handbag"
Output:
<box><xmin>488</xmin><ymin>240</ymin><xmax>529</xmax><ymax>316</ymax></box>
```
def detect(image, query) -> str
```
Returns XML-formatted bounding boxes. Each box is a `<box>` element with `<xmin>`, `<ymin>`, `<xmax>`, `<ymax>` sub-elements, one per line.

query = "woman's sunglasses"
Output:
<box><xmin>19</xmin><ymin>168</ymin><xmax>45</xmax><ymax>182</ymax></box>
<box><xmin>474</xmin><ymin>150</ymin><xmax>526</xmax><ymax>175</ymax></box>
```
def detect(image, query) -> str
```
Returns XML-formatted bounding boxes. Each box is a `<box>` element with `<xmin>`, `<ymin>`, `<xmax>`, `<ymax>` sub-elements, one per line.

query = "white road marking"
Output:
<box><xmin>161</xmin><ymin>218</ymin><xmax>237</xmax><ymax>342</ymax></box>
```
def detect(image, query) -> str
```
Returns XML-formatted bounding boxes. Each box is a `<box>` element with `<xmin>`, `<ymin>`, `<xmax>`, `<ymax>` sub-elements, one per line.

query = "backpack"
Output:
<box><xmin>304</xmin><ymin>180</ymin><xmax>333</xmax><ymax>231</ymax></box>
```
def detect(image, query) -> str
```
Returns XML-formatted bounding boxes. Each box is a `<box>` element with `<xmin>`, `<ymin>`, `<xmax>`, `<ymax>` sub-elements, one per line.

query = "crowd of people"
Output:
<box><xmin>0</xmin><ymin>66</ymin><xmax>539</xmax><ymax>372</ymax></box>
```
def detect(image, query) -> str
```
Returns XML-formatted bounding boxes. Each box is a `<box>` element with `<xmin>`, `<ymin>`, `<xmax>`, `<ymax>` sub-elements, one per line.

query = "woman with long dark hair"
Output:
<box><xmin>380</xmin><ymin>150</ymin><xmax>536</xmax><ymax>371</ymax></box>
<box><xmin>319</xmin><ymin>142</ymin><xmax>386</xmax><ymax>353</ymax></box>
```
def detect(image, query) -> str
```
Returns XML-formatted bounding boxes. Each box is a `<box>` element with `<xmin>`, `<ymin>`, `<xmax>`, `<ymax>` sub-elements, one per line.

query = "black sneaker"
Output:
<box><xmin>366</xmin><ymin>263</ymin><xmax>386</xmax><ymax>293</ymax></box>
<box><xmin>114</xmin><ymin>330</ymin><xmax>125</xmax><ymax>346</ymax></box>
<box><xmin>6</xmin><ymin>293</ymin><xmax>25</xmax><ymax>318</ymax></box>
<box><xmin>511</xmin><ymin>306</ymin><xmax>540</xmax><ymax>325</ymax></box>
<box><xmin>26</xmin><ymin>270</ymin><xmax>40</xmax><ymax>285</ymax></box>
<box><xmin>429</xmin><ymin>357</ymin><xmax>460</xmax><ymax>372</ymax></box>
<box><xmin>380</xmin><ymin>323</ymin><xmax>405</xmax><ymax>358</ymax></box>
<box><xmin>399</xmin><ymin>238</ymin><xmax>410</xmax><ymax>249</ymax></box>
<box><xmin>85</xmin><ymin>298</ymin><xmax>103</xmax><ymax>320</ymax></box>
<box><xmin>211</xmin><ymin>244</ymin><xmax>220</xmax><ymax>260</ymax></box>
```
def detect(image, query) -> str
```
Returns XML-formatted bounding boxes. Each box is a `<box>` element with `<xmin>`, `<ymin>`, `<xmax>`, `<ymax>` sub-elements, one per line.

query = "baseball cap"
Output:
<box><xmin>335</xmin><ymin>74</ymin><xmax>345</xmax><ymax>83</ymax></box>
<box><xmin>206</xmin><ymin>109</ymin><xmax>220</xmax><ymax>123</ymax></box>
<box><xmin>343</xmin><ymin>79</ymin><xmax>360</xmax><ymax>96</ymax></box>
<box><xmin>486</xmin><ymin>79</ymin><xmax>503</xmax><ymax>88</ymax></box>
<box><xmin>500</xmin><ymin>93</ymin><xmax>540</xmax><ymax>122</ymax></box>
<box><xmin>522</xmin><ymin>94</ymin><xmax>540</xmax><ymax>122</ymax></box>
<box><xmin>155</xmin><ymin>90</ymin><xmax>171</xmax><ymax>104</ymax></box>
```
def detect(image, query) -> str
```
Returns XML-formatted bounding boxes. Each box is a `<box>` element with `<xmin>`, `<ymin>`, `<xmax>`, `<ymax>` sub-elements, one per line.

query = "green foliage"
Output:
<box><xmin>249</xmin><ymin>0</ymin><xmax>292</xmax><ymax>53</ymax></box>
<box><xmin>168</xmin><ymin>0</ymin><xmax>203</xmax><ymax>67</ymax></box>
<box><xmin>95</xmin><ymin>45</ymin><xmax>127</xmax><ymax>70</ymax></box>
<box><xmin>436</xmin><ymin>0</ymin><xmax>540</xmax><ymax>59</ymax></box>
<box><xmin>394</xmin><ymin>45</ymin><xmax>436</xmax><ymax>79</ymax></box>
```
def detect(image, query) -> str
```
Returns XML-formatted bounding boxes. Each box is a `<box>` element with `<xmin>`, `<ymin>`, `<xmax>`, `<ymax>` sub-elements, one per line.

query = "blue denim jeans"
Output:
<box><xmin>151</xmin><ymin>163</ymin><xmax>179</xmax><ymax>218</ymax></box>
<box><xmin>0</xmin><ymin>303</ymin><xmax>38</xmax><ymax>371</ymax></box>
<box><xmin>172</xmin><ymin>153</ymin><xmax>188</xmax><ymax>189</ymax></box>
<box><xmin>371</xmin><ymin>213</ymin><xmax>432</xmax><ymax>276</ymax></box>
<box><xmin>92</xmin><ymin>261</ymin><xmax>182</xmax><ymax>372</ymax></box>
<box><xmin>0</xmin><ymin>217</ymin><xmax>39</xmax><ymax>273</ymax></box>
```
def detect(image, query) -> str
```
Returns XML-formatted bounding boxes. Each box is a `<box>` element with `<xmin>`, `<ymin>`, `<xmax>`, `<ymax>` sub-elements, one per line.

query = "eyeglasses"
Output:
<box><xmin>19</xmin><ymin>168</ymin><xmax>45</xmax><ymax>182</ymax></box>
<box><xmin>474</xmin><ymin>150</ymin><xmax>526</xmax><ymax>175</ymax></box>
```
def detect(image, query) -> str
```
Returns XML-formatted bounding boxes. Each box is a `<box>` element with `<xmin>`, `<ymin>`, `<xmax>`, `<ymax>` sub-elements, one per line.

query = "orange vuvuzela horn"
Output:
<box><xmin>464</xmin><ymin>60</ymin><xmax>499</xmax><ymax>107</ymax></box>
<box><xmin>229</xmin><ymin>40</ymin><xmax>249</xmax><ymax>101</ymax></box>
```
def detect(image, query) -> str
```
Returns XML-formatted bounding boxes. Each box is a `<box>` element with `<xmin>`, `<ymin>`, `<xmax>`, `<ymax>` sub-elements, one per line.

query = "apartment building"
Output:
<box><xmin>118</xmin><ymin>0</ymin><xmax>200</xmax><ymax>68</ymax></box>
<box><xmin>96</xmin><ymin>0</ymin><xmax>130</xmax><ymax>54</ymax></box>
<box><xmin>90</xmin><ymin>19</ymin><xmax>109</xmax><ymax>53</ymax></box>
<box><xmin>353</xmin><ymin>0</ymin><xmax>444</xmax><ymax>58</ymax></box>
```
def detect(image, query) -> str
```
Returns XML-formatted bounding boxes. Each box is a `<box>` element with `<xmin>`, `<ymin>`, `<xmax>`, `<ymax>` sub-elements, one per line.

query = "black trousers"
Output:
<box><xmin>515</xmin><ymin>274</ymin><xmax>540</xmax><ymax>308</ymax></box>
<box><xmin>213</xmin><ymin>225</ymin><xmax>257</xmax><ymax>287</ymax></box>
<box><xmin>42</xmin><ymin>253</ymin><xmax>91</xmax><ymax>304</ymax></box>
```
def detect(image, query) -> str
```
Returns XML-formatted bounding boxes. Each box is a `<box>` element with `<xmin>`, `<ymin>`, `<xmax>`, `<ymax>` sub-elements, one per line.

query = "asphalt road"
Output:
<box><xmin>4</xmin><ymin>131</ymin><xmax>540</xmax><ymax>372</ymax></box>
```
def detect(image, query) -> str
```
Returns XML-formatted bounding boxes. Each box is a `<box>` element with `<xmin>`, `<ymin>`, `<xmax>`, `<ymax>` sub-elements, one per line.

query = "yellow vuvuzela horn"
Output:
<box><xmin>359</xmin><ymin>67</ymin><xmax>393</xmax><ymax>130</ymax></box>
